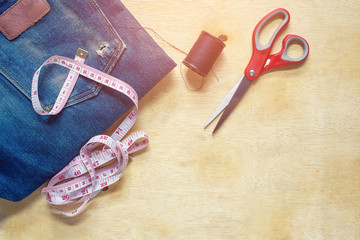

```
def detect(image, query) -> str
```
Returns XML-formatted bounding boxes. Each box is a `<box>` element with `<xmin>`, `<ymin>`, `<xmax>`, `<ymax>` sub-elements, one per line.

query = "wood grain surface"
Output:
<box><xmin>1</xmin><ymin>0</ymin><xmax>360</xmax><ymax>239</ymax></box>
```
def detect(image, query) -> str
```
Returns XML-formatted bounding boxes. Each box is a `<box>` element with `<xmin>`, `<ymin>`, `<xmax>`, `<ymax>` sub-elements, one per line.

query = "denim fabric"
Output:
<box><xmin>0</xmin><ymin>0</ymin><xmax>19</xmax><ymax>14</ymax></box>
<box><xmin>0</xmin><ymin>0</ymin><xmax>176</xmax><ymax>201</ymax></box>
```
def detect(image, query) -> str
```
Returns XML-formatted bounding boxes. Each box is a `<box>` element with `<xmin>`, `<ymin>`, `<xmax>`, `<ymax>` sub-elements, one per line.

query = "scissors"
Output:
<box><xmin>204</xmin><ymin>8</ymin><xmax>309</xmax><ymax>134</ymax></box>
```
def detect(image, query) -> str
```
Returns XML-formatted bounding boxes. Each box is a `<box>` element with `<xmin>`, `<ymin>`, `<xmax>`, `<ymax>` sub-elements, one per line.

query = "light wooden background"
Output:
<box><xmin>1</xmin><ymin>0</ymin><xmax>360</xmax><ymax>239</ymax></box>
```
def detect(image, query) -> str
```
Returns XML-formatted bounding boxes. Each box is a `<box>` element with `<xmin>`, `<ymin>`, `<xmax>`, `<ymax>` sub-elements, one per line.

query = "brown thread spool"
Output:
<box><xmin>183</xmin><ymin>31</ymin><xmax>226</xmax><ymax>77</ymax></box>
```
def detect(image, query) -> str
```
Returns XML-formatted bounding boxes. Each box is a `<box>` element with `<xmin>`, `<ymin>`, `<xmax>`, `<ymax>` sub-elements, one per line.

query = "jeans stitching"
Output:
<box><xmin>62</xmin><ymin>43</ymin><xmax>124</xmax><ymax>107</ymax></box>
<box><xmin>90</xmin><ymin>0</ymin><xmax>120</xmax><ymax>42</ymax></box>
<box><xmin>0</xmin><ymin>62</ymin><xmax>29</xmax><ymax>97</ymax></box>
<box><xmin>103</xmin><ymin>42</ymin><xmax>122</xmax><ymax>73</ymax></box>
<box><xmin>86</xmin><ymin>0</ymin><xmax>114</xmax><ymax>41</ymax></box>
<box><xmin>44</xmin><ymin>1</ymin><xmax>126</xmax><ymax>109</ymax></box>
<box><xmin>47</xmin><ymin>0</ymin><xmax>126</xmax><ymax>109</ymax></box>
<box><xmin>107</xmin><ymin>43</ymin><xmax>124</xmax><ymax>73</ymax></box>
<box><xmin>0</xmin><ymin>62</ymin><xmax>50</xmax><ymax>107</ymax></box>
<box><xmin>89</xmin><ymin>0</ymin><xmax>124</xmax><ymax>72</ymax></box>
<box><xmin>63</xmin><ymin>42</ymin><xmax>124</xmax><ymax>107</ymax></box>
<box><xmin>1</xmin><ymin>2</ymin><xmax>125</xmax><ymax>110</ymax></box>
<box><xmin>56</xmin><ymin>0</ymin><xmax>123</xmax><ymax>107</ymax></box>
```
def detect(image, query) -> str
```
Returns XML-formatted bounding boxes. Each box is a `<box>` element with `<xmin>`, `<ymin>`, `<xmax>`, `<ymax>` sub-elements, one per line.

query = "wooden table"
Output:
<box><xmin>1</xmin><ymin>1</ymin><xmax>360</xmax><ymax>239</ymax></box>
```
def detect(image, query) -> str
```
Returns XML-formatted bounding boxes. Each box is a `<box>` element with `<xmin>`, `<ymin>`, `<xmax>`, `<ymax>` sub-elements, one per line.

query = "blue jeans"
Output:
<box><xmin>0</xmin><ymin>0</ymin><xmax>176</xmax><ymax>201</ymax></box>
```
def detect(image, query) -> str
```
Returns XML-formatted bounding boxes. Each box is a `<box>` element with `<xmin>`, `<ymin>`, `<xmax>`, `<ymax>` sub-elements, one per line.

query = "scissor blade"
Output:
<box><xmin>212</xmin><ymin>75</ymin><xmax>252</xmax><ymax>134</ymax></box>
<box><xmin>204</xmin><ymin>76</ymin><xmax>245</xmax><ymax>129</ymax></box>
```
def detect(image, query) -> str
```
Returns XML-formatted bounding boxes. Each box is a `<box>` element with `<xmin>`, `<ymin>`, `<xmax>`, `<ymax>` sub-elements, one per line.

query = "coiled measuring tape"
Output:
<box><xmin>31</xmin><ymin>49</ymin><xmax>148</xmax><ymax>216</ymax></box>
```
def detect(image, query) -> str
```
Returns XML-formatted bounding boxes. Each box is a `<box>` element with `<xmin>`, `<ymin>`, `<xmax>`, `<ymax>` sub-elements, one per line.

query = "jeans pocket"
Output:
<box><xmin>0</xmin><ymin>0</ymin><xmax>126</xmax><ymax>111</ymax></box>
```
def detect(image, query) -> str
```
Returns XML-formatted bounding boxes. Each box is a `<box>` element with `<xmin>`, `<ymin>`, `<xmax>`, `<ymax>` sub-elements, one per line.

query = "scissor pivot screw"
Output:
<box><xmin>249</xmin><ymin>70</ymin><xmax>255</xmax><ymax>76</ymax></box>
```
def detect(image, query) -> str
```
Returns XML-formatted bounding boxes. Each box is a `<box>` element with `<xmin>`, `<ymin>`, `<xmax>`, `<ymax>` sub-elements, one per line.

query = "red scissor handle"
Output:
<box><xmin>244</xmin><ymin>8</ymin><xmax>309</xmax><ymax>80</ymax></box>
<box><xmin>264</xmin><ymin>34</ymin><xmax>309</xmax><ymax>71</ymax></box>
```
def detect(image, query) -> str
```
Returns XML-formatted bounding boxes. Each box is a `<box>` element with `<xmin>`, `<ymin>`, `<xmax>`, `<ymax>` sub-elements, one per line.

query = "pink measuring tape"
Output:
<box><xmin>31</xmin><ymin>49</ymin><xmax>148</xmax><ymax>216</ymax></box>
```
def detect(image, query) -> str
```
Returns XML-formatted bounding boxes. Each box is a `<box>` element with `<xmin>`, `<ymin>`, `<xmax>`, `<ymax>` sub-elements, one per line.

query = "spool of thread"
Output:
<box><xmin>183</xmin><ymin>31</ymin><xmax>226</xmax><ymax>77</ymax></box>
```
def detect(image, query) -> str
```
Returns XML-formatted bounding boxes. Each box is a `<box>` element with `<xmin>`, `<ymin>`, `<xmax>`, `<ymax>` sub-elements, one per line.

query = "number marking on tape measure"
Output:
<box><xmin>33</xmin><ymin>50</ymin><xmax>148</xmax><ymax>216</ymax></box>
